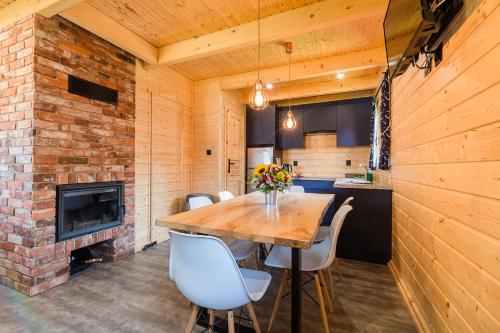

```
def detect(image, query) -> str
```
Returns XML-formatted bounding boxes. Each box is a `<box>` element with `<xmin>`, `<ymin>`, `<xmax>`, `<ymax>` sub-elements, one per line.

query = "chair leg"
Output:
<box><xmin>319</xmin><ymin>271</ymin><xmax>333</xmax><ymax>314</ymax></box>
<box><xmin>255</xmin><ymin>250</ymin><xmax>260</xmax><ymax>270</ymax></box>
<box><xmin>227</xmin><ymin>310</ymin><xmax>235</xmax><ymax>333</ymax></box>
<box><xmin>184</xmin><ymin>304</ymin><xmax>199</xmax><ymax>333</ymax></box>
<box><xmin>314</xmin><ymin>273</ymin><xmax>330</xmax><ymax>333</ymax></box>
<box><xmin>326</xmin><ymin>266</ymin><xmax>335</xmax><ymax>302</ymax></box>
<box><xmin>267</xmin><ymin>269</ymin><xmax>289</xmax><ymax>333</ymax></box>
<box><xmin>335</xmin><ymin>258</ymin><xmax>342</xmax><ymax>280</ymax></box>
<box><xmin>208</xmin><ymin>309</ymin><xmax>215</xmax><ymax>333</ymax></box>
<box><xmin>246</xmin><ymin>303</ymin><xmax>262</xmax><ymax>333</ymax></box>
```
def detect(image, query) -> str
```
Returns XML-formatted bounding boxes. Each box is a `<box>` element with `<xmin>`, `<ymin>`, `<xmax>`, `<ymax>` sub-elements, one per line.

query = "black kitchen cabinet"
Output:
<box><xmin>277</xmin><ymin>106</ymin><xmax>304</xmax><ymax>149</ymax></box>
<box><xmin>292</xmin><ymin>179</ymin><xmax>392</xmax><ymax>264</ymax></box>
<box><xmin>333</xmin><ymin>187</ymin><xmax>392</xmax><ymax>264</ymax></box>
<box><xmin>336</xmin><ymin>97</ymin><xmax>372</xmax><ymax>146</ymax></box>
<box><xmin>246</xmin><ymin>104</ymin><xmax>277</xmax><ymax>146</ymax></box>
<box><xmin>303</xmin><ymin>101</ymin><xmax>337</xmax><ymax>133</ymax></box>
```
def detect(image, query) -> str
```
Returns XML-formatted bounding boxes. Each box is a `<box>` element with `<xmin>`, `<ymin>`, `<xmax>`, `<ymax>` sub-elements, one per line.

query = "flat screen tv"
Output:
<box><xmin>384</xmin><ymin>0</ymin><xmax>436</xmax><ymax>78</ymax></box>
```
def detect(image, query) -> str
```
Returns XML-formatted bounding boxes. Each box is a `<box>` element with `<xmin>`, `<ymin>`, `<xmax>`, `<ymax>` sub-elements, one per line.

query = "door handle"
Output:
<box><xmin>228</xmin><ymin>159</ymin><xmax>236</xmax><ymax>173</ymax></box>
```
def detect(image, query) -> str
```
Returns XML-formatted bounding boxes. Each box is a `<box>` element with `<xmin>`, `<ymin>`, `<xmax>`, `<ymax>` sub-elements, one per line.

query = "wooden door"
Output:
<box><xmin>225</xmin><ymin>105</ymin><xmax>245</xmax><ymax>196</ymax></box>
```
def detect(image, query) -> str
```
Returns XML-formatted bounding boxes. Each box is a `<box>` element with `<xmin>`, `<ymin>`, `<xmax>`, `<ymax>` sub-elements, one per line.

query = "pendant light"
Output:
<box><xmin>249</xmin><ymin>0</ymin><xmax>269</xmax><ymax>110</ymax></box>
<box><xmin>283</xmin><ymin>42</ymin><xmax>296</xmax><ymax>130</ymax></box>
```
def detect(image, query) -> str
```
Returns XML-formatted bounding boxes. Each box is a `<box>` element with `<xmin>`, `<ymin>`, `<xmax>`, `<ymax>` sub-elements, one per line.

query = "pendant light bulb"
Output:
<box><xmin>249</xmin><ymin>0</ymin><xmax>269</xmax><ymax>111</ymax></box>
<box><xmin>284</xmin><ymin>42</ymin><xmax>296</xmax><ymax>130</ymax></box>
<box><xmin>249</xmin><ymin>80</ymin><xmax>269</xmax><ymax>110</ymax></box>
<box><xmin>284</xmin><ymin>109</ymin><xmax>297</xmax><ymax>130</ymax></box>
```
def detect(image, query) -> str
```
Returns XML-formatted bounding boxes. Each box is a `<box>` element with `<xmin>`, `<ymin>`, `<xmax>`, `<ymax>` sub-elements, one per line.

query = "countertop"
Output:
<box><xmin>293</xmin><ymin>177</ymin><xmax>336</xmax><ymax>182</ymax></box>
<box><xmin>334</xmin><ymin>178</ymin><xmax>392</xmax><ymax>190</ymax></box>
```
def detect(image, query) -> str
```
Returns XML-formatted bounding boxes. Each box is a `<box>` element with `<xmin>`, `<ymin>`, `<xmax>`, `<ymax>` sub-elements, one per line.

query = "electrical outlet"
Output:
<box><xmin>293</xmin><ymin>161</ymin><xmax>298</xmax><ymax>166</ymax></box>
<box><xmin>346</xmin><ymin>160</ymin><xmax>351</xmax><ymax>166</ymax></box>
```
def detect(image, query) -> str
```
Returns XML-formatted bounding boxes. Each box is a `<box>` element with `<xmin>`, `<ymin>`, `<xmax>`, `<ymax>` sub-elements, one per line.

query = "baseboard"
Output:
<box><xmin>388</xmin><ymin>260</ymin><xmax>432</xmax><ymax>333</ymax></box>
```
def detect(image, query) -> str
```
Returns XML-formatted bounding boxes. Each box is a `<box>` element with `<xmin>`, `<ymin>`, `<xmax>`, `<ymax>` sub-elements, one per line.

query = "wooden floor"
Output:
<box><xmin>0</xmin><ymin>243</ymin><xmax>416</xmax><ymax>333</ymax></box>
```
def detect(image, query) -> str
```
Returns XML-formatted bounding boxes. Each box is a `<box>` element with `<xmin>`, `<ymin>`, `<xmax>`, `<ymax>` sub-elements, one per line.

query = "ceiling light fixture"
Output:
<box><xmin>265</xmin><ymin>83</ymin><xmax>273</xmax><ymax>89</ymax></box>
<box><xmin>336</xmin><ymin>72</ymin><xmax>345</xmax><ymax>80</ymax></box>
<box><xmin>249</xmin><ymin>0</ymin><xmax>269</xmax><ymax>110</ymax></box>
<box><xmin>283</xmin><ymin>42</ymin><xmax>297</xmax><ymax>130</ymax></box>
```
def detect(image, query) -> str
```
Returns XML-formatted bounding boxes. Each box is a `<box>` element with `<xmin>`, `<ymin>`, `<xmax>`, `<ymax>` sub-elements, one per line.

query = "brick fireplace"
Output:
<box><xmin>0</xmin><ymin>14</ymin><xmax>135</xmax><ymax>295</ymax></box>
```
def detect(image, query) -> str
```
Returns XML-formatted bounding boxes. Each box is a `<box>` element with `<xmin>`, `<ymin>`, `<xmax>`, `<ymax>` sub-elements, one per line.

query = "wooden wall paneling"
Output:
<box><xmin>282</xmin><ymin>134</ymin><xmax>370</xmax><ymax>178</ymax></box>
<box><xmin>192</xmin><ymin>79</ymin><xmax>224</xmax><ymax>195</ymax></box>
<box><xmin>389</xmin><ymin>1</ymin><xmax>500</xmax><ymax>332</ymax></box>
<box><xmin>134</xmin><ymin>79</ymin><xmax>152</xmax><ymax>252</ymax></box>
<box><xmin>135</xmin><ymin>63</ymin><xmax>194</xmax><ymax>250</ymax></box>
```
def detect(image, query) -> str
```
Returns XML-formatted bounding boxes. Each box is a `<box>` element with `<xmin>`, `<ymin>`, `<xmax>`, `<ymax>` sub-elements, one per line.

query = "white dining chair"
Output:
<box><xmin>218</xmin><ymin>191</ymin><xmax>235</xmax><ymax>202</ymax></box>
<box><xmin>189</xmin><ymin>194</ymin><xmax>259</xmax><ymax>266</ymax></box>
<box><xmin>315</xmin><ymin>196</ymin><xmax>354</xmax><ymax>243</ymax></box>
<box><xmin>217</xmin><ymin>191</ymin><xmax>260</xmax><ymax>265</ymax></box>
<box><xmin>313</xmin><ymin>196</ymin><xmax>353</xmax><ymax>282</ymax></box>
<box><xmin>265</xmin><ymin>205</ymin><xmax>353</xmax><ymax>333</ymax></box>
<box><xmin>288</xmin><ymin>185</ymin><xmax>305</xmax><ymax>193</ymax></box>
<box><xmin>188</xmin><ymin>196</ymin><xmax>213</xmax><ymax>209</ymax></box>
<box><xmin>169</xmin><ymin>230</ymin><xmax>271</xmax><ymax>333</ymax></box>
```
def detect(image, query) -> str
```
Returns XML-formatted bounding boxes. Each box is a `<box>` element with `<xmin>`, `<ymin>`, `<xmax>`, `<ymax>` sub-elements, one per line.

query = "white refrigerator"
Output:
<box><xmin>246</xmin><ymin>146</ymin><xmax>274</xmax><ymax>193</ymax></box>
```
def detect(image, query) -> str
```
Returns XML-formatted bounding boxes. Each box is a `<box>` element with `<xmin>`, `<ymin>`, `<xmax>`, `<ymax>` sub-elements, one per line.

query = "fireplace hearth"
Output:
<box><xmin>56</xmin><ymin>182</ymin><xmax>125</xmax><ymax>242</ymax></box>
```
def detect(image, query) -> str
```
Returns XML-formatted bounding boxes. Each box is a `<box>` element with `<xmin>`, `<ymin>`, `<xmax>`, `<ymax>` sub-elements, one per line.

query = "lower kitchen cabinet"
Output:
<box><xmin>292</xmin><ymin>179</ymin><xmax>392</xmax><ymax>264</ymax></box>
<box><xmin>332</xmin><ymin>187</ymin><xmax>392</xmax><ymax>264</ymax></box>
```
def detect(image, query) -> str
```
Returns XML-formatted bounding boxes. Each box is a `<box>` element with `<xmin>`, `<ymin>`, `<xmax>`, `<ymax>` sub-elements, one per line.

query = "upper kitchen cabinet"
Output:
<box><xmin>336</xmin><ymin>97</ymin><xmax>373</xmax><ymax>146</ymax></box>
<box><xmin>303</xmin><ymin>101</ymin><xmax>337</xmax><ymax>133</ymax></box>
<box><xmin>246</xmin><ymin>104</ymin><xmax>277</xmax><ymax>146</ymax></box>
<box><xmin>278</xmin><ymin>106</ymin><xmax>304</xmax><ymax>149</ymax></box>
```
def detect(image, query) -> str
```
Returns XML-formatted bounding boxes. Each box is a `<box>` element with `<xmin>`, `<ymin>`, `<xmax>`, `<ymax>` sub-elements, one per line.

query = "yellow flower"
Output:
<box><xmin>277</xmin><ymin>171</ymin><xmax>285</xmax><ymax>181</ymax></box>
<box><xmin>254</xmin><ymin>163</ymin><xmax>269</xmax><ymax>176</ymax></box>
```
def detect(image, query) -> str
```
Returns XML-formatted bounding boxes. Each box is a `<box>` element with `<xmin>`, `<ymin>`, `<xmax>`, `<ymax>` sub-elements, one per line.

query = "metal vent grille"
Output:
<box><xmin>68</xmin><ymin>75</ymin><xmax>118</xmax><ymax>105</ymax></box>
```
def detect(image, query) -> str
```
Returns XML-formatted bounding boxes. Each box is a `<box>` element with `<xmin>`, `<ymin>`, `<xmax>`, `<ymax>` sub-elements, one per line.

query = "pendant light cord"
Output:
<box><xmin>288</xmin><ymin>47</ymin><xmax>291</xmax><ymax>112</ymax></box>
<box><xmin>257</xmin><ymin>0</ymin><xmax>261</xmax><ymax>81</ymax></box>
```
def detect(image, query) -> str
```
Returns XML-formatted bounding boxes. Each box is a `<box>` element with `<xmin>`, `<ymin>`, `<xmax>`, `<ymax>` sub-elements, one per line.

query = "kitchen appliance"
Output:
<box><xmin>246</xmin><ymin>146</ymin><xmax>275</xmax><ymax>193</ymax></box>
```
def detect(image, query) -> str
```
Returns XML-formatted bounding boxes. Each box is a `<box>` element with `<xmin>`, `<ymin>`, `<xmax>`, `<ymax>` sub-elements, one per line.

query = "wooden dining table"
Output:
<box><xmin>156</xmin><ymin>191</ymin><xmax>335</xmax><ymax>333</ymax></box>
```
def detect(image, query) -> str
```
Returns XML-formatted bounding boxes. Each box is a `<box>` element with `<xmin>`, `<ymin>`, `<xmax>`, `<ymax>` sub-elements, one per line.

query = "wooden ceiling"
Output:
<box><xmin>171</xmin><ymin>14</ymin><xmax>385</xmax><ymax>80</ymax></box>
<box><xmin>83</xmin><ymin>0</ymin><xmax>387</xmax><ymax>81</ymax></box>
<box><xmin>0</xmin><ymin>0</ymin><xmax>16</xmax><ymax>9</ymax></box>
<box><xmin>1</xmin><ymin>0</ymin><xmax>388</xmax><ymax>99</ymax></box>
<box><xmin>87</xmin><ymin>0</ymin><xmax>324</xmax><ymax>47</ymax></box>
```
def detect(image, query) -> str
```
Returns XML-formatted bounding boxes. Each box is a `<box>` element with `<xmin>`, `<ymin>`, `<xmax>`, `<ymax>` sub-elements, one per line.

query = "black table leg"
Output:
<box><xmin>291</xmin><ymin>248</ymin><xmax>301</xmax><ymax>333</ymax></box>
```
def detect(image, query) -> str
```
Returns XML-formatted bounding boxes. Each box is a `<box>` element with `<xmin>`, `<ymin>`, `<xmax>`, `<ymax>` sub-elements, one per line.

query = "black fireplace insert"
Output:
<box><xmin>56</xmin><ymin>182</ymin><xmax>125</xmax><ymax>242</ymax></box>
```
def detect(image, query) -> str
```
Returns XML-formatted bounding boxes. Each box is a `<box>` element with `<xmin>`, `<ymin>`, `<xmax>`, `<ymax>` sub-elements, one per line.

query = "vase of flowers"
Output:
<box><xmin>249</xmin><ymin>163</ymin><xmax>293</xmax><ymax>205</ymax></box>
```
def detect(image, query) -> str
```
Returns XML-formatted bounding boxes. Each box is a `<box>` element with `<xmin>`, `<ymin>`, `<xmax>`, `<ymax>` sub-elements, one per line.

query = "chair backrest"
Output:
<box><xmin>218</xmin><ymin>191</ymin><xmax>235</xmax><ymax>202</ymax></box>
<box><xmin>169</xmin><ymin>230</ymin><xmax>251</xmax><ymax>310</ymax></box>
<box><xmin>289</xmin><ymin>185</ymin><xmax>305</xmax><ymax>193</ymax></box>
<box><xmin>321</xmin><ymin>205</ymin><xmax>353</xmax><ymax>269</ymax></box>
<box><xmin>188</xmin><ymin>196</ymin><xmax>213</xmax><ymax>210</ymax></box>
<box><xmin>340</xmin><ymin>196</ymin><xmax>354</xmax><ymax>207</ymax></box>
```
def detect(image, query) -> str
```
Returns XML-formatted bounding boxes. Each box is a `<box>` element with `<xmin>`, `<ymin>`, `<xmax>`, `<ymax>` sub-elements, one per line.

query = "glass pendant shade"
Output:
<box><xmin>284</xmin><ymin>109</ymin><xmax>297</xmax><ymax>129</ymax></box>
<box><xmin>249</xmin><ymin>80</ymin><xmax>269</xmax><ymax>110</ymax></box>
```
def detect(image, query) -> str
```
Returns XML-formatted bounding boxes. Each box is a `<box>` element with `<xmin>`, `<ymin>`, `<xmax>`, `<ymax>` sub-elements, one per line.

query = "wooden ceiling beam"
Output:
<box><xmin>221</xmin><ymin>47</ymin><xmax>386</xmax><ymax>90</ymax></box>
<box><xmin>0</xmin><ymin>0</ymin><xmax>82</xmax><ymax>30</ymax></box>
<box><xmin>242</xmin><ymin>72</ymin><xmax>382</xmax><ymax>102</ymax></box>
<box><xmin>60</xmin><ymin>2</ymin><xmax>158</xmax><ymax>64</ymax></box>
<box><xmin>157</xmin><ymin>0</ymin><xmax>387</xmax><ymax>65</ymax></box>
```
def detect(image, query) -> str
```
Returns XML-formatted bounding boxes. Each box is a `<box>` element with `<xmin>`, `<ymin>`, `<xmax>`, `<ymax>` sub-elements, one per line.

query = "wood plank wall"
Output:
<box><xmin>389</xmin><ymin>1</ymin><xmax>500</xmax><ymax>332</ymax></box>
<box><xmin>192</xmin><ymin>79</ymin><xmax>224</xmax><ymax>195</ymax></box>
<box><xmin>282</xmin><ymin>134</ymin><xmax>370</xmax><ymax>178</ymax></box>
<box><xmin>135</xmin><ymin>62</ymin><xmax>193</xmax><ymax>251</ymax></box>
<box><xmin>191</xmin><ymin>79</ymin><xmax>245</xmax><ymax>195</ymax></box>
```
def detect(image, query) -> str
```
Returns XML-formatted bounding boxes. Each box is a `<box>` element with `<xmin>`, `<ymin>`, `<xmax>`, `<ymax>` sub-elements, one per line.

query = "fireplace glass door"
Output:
<box><xmin>56</xmin><ymin>182</ymin><xmax>124</xmax><ymax>241</ymax></box>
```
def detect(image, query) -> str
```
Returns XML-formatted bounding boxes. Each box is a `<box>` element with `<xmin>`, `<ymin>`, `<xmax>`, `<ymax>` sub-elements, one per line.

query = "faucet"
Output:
<box><xmin>359</xmin><ymin>163</ymin><xmax>368</xmax><ymax>174</ymax></box>
<box><xmin>359</xmin><ymin>164</ymin><xmax>372</xmax><ymax>182</ymax></box>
